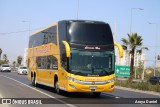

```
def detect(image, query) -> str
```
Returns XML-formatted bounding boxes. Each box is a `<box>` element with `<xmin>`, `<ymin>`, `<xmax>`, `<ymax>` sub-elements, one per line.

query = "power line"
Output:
<box><xmin>0</xmin><ymin>27</ymin><xmax>43</xmax><ymax>35</ymax></box>
<box><xmin>0</xmin><ymin>30</ymin><xmax>29</xmax><ymax>35</ymax></box>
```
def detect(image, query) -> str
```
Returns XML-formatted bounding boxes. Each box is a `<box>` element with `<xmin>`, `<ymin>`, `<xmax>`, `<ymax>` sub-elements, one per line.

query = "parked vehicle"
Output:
<box><xmin>148</xmin><ymin>76</ymin><xmax>160</xmax><ymax>85</ymax></box>
<box><xmin>17</xmin><ymin>66</ymin><xmax>28</xmax><ymax>75</ymax></box>
<box><xmin>0</xmin><ymin>64</ymin><xmax>11</xmax><ymax>72</ymax></box>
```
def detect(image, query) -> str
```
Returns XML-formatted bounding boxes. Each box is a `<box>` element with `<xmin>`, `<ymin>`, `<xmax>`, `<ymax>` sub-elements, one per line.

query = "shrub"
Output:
<box><xmin>115</xmin><ymin>80</ymin><xmax>160</xmax><ymax>93</ymax></box>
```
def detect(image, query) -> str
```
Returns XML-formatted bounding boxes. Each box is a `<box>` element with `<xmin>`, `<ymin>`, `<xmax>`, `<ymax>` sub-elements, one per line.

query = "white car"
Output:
<box><xmin>0</xmin><ymin>64</ymin><xmax>11</xmax><ymax>72</ymax></box>
<box><xmin>18</xmin><ymin>66</ymin><xmax>28</xmax><ymax>75</ymax></box>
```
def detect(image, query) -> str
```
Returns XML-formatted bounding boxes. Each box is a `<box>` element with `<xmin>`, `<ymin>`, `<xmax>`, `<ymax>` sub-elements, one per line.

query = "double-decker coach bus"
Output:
<box><xmin>28</xmin><ymin>20</ymin><xmax>123</xmax><ymax>97</ymax></box>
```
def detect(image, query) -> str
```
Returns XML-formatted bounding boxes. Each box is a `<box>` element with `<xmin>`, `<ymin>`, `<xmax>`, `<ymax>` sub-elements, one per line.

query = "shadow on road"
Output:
<box><xmin>29</xmin><ymin>83</ymin><xmax>119</xmax><ymax>99</ymax></box>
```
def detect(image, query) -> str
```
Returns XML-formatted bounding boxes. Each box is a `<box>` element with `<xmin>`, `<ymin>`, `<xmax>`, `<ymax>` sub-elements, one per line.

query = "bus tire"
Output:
<box><xmin>31</xmin><ymin>75</ymin><xmax>37</xmax><ymax>86</ymax></box>
<box><xmin>55</xmin><ymin>81</ymin><xmax>62</xmax><ymax>94</ymax></box>
<box><xmin>92</xmin><ymin>92</ymin><xmax>101</xmax><ymax>97</ymax></box>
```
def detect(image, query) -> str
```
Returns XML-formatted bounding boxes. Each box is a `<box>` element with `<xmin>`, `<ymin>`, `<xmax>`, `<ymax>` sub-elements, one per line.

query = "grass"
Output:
<box><xmin>115</xmin><ymin>80</ymin><xmax>160</xmax><ymax>93</ymax></box>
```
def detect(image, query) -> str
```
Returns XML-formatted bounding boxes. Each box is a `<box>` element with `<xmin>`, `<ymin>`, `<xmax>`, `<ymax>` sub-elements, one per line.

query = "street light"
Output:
<box><xmin>148</xmin><ymin>22</ymin><xmax>158</xmax><ymax>76</ymax></box>
<box><xmin>22</xmin><ymin>20</ymin><xmax>31</xmax><ymax>36</ymax></box>
<box><xmin>130</xmin><ymin>8</ymin><xmax>144</xmax><ymax>34</ymax></box>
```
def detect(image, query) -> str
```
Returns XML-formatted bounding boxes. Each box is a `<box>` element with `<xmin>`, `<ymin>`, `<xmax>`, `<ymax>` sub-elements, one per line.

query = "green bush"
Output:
<box><xmin>115</xmin><ymin>80</ymin><xmax>160</xmax><ymax>93</ymax></box>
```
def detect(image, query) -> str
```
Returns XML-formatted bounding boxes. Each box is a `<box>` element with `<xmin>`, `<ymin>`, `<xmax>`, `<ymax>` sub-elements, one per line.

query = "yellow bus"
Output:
<box><xmin>28</xmin><ymin>20</ymin><xmax>123</xmax><ymax>97</ymax></box>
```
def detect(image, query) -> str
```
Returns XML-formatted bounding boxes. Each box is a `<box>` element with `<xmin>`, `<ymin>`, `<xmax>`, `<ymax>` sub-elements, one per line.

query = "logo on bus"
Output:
<box><xmin>36</xmin><ymin>46</ymin><xmax>50</xmax><ymax>55</ymax></box>
<box><xmin>92</xmin><ymin>81</ymin><xmax>95</xmax><ymax>85</ymax></box>
<box><xmin>84</xmin><ymin>46</ymin><xmax>101</xmax><ymax>50</ymax></box>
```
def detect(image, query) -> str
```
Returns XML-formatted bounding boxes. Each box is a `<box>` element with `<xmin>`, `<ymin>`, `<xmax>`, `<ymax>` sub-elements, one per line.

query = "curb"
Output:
<box><xmin>115</xmin><ymin>86</ymin><xmax>160</xmax><ymax>96</ymax></box>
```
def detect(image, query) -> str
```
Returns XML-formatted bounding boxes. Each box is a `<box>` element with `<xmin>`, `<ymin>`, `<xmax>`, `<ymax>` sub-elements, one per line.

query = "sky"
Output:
<box><xmin>0</xmin><ymin>0</ymin><xmax>160</xmax><ymax>66</ymax></box>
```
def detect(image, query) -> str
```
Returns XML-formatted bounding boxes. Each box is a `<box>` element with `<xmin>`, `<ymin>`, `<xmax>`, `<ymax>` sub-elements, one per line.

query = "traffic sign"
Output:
<box><xmin>115</xmin><ymin>65</ymin><xmax>130</xmax><ymax>77</ymax></box>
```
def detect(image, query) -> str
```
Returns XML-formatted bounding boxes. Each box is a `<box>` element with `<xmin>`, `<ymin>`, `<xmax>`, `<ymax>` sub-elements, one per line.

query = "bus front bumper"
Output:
<box><xmin>66</xmin><ymin>81</ymin><xmax>115</xmax><ymax>92</ymax></box>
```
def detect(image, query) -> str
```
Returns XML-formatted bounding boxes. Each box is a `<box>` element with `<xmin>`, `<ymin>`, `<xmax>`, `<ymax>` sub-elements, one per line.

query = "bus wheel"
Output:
<box><xmin>92</xmin><ymin>92</ymin><xmax>101</xmax><ymax>97</ymax></box>
<box><xmin>55</xmin><ymin>81</ymin><xmax>62</xmax><ymax>94</ymax></box>
<box><xmin>31</xmin><ymin>76</ymin><xmax>37</xmax><ymax>86</ymax></box>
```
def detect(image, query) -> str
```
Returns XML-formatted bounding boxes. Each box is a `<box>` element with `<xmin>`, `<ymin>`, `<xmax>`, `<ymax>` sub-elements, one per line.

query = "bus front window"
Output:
<box><xmin>69</xmin><ymin>50</ymin><xmax>114</xmax><ymax>76</ymax></box>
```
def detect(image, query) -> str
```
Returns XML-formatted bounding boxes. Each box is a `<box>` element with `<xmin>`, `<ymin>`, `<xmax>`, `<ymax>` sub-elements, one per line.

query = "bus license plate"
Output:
<box><xmin>89</xmin><ymin>86</ymin><xmax>97</xmax><ymax>90</ymax></box>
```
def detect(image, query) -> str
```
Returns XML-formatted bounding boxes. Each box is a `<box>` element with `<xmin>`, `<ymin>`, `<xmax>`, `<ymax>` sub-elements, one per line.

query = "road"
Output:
<box><xmin>0</xmin><ymin>71</ymin><xmax>159</xmax><ymax>107</ymax></box>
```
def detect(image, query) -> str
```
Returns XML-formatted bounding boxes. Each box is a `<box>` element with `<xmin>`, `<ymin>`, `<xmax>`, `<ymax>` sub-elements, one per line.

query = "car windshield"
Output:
<box><xmin>69</xmin><ymin>50</ymin><xmax>114</xmax><ymax>76</ymax></box>
<box><xmin>2</xmin><ymin>65</ymin><xmax>10</xmax><ymax>67</ymax></box>
<box><xmin>20</xmin><ymin>67</ymin><xmax>27</xmax><ymax>69</ymax></box>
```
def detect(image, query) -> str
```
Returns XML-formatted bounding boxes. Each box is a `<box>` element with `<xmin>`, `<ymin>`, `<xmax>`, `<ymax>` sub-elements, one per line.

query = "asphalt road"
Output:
<box><xmin>0</xmin><ymin>71</ymin><xmax>159</xmax><ymax>107</ymax></box>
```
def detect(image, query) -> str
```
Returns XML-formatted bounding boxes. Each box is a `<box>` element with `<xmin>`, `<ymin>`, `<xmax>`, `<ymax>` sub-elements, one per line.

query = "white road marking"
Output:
<box><xmin>101</xmin><ymin>93</ymin><xmax>120</xmax><ymax>98</ymax></box>
<box><xmin>1</xmin><ymin>75</ymin><xmax>76</xmax><ymax>107</ymax></box>
<box><xmin>115</xmin><ymin>96</ymin><xmax>120</xmax><ymax>98</ymax></box>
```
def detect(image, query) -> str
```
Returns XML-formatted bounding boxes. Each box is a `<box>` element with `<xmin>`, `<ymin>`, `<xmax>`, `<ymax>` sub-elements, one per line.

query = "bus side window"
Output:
<box><xmin>61</xmin><ymin>53</ymin><xmax>67</xmax><ymax>70</ymax></box>
<box><xmin>52</xmin><ymin>56</ymin><xmax>58</xmax><ymax>70</ymax></box>
<box><xmin>47</xmin><ymin>56</ymin><xmax>58</xmax><ymax>70</ymax></box>
<box><xmin>42</xmin><ymin>26</ymin><xmax>57</xmax><ymax>45</ymax></box>
<box><xmin>46</xmin><ymin>57</ymin><xmax>50</xmax><ymax>69</ymax></box>
<box><xmin>36</xmin><ymin>57</ymin><xmax>41</xmax><ymax>69</ymax></box>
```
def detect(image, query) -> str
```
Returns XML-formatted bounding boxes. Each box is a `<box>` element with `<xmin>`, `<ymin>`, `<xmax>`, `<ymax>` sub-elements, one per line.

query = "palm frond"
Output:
<box><xmin>136</xmin><ymin>49</ymin><xmax>142</xmax><ymax>55</ymax></box>
<box><xmin>121</xmin><ymin>38</ymin><xmax>129</xmax><ymax>45</ymax></box>
<box><xmin>143</xmin><ymin>47</ymin><xmax>149</xmax><ymax>50</ymax></box>
<box><xmin>122</xmin><ymin>45</ymin><xmax>127</xmax><ymax>50</ymax></box>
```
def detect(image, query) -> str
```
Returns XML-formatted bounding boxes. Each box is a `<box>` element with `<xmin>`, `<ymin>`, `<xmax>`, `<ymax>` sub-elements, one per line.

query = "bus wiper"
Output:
<box><xmin>74</xmin><ymin>72</ymin><xmax>84</xmax><ymax>75</ymax></box>
<box><xmin>101</xmin><ymin>69</ymin><xmax>109</xmax><ymax>75</ymax></box>
<box><xmin>94</xmin><ymin>68</ymin><xmax>109</xmax><ymax>75</ymax></box>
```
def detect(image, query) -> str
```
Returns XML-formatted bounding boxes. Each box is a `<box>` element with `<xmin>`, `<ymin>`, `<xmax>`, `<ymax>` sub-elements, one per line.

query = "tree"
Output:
<box><xmin>0</xmin><ymin>60</ymin><xmax>4</xmax><ymax>65</ymax></box>
<box><xmin>136</xmin><ymin>47</ymin><xmax>149</xmax><ymax>79</ymax></box>
<box><xmin>121</xmin><ymin>33</ymin><xmax>147</xmax><ymax>82</ymax></box>
<box><xmin>136</xmin><ymin>47</ymin><xmax>149</xmax><ymax>59</ymax></box>
<box><xmin>3</xmin><ymin>54</ymin><xmax>9</xmax><ymax>64</ymax></box>
<box><xmin>17</xmin><ymin>56</ymin><xmax>23</xmax><ymax>66</ymax></box>
<box><xmin>0</xmin><ymin>48</ymin><xmax>2</xmax><ymax>60</ymax></box>
<box><xmin>12</xmin><ymin>61</ymin><xmax>16</xmax><ymax>68</ymax></box>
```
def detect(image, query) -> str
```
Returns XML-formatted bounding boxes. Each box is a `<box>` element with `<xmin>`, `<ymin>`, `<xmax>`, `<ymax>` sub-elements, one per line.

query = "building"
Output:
<box><xmin>115</xmin><ymin>47</ymin><xmax>146</xmax><ymax>68</ymax></box>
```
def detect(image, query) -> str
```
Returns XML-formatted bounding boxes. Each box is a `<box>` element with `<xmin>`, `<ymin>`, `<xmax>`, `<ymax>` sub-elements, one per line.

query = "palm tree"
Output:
<box><xmin>12</xmin><ymin>61</ymin><xmax>16</xmax><ymax>68</ymax></box>
<box><xmin>3</xmin><ymin>54</ymin><xmax>8</xmax><ymax>64</ymax></box>
<box><xmin>136</xmin><ymin>47</ymin><xmax>149</xmax><ymax>65</ymax></box>
<box><xmin>17</xmin><ymin>56</ymin><xmax>23</xmax><ymax>66</ymax></box>
<box><xmin>137</xmin><ymin>47</ymin><xmax>148</xmax><ymax>80</ymax></box>
<box><xmin>137</xmin><ymin>47</ymin><xmax>148</xmax><ymax>54</ymax></box>
<box><xmin>121</xmin><ymin>33</ymin><xmax>147</xmax><ymax>82</ymax></box>
<box><xmin>0</xmin><ymin>48</ymin><xmax>2</xmax><ymax>60</ymax></box>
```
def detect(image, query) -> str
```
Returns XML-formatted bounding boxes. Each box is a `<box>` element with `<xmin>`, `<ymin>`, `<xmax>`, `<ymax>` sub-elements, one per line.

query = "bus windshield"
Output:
<box><xmin>69</xmin><ymin>50</ymin><xmax>114</xmax><ymax>76</ymax></box>
<box><xmin>68</xmin><ymin>21</ymin><xmax>113</xmax><ymax>45</ymax></box>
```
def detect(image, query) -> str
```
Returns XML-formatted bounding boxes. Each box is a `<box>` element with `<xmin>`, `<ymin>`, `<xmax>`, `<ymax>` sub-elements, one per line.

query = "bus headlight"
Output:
<box><xmin>66</xmin><ymin>76</ymin><xmax>80</xmax><ymax>83</ymax></box>
<box><xmin>105</xmin><ymin>78</ymin><xmax>115</xmax><ymax>83</ymax></box>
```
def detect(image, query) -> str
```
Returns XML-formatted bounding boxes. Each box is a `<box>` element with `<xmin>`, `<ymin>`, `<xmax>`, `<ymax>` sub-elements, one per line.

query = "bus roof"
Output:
<box><xmin>31</xmin><ymin>23</ymin><xmax>58</xmax><ymax>36</ymax></box>
<box><xmin>59</xmin><ymin>20</ymin><xmax>107</xmax><ymax>24</ymax></box>
<box><xmin>31</xmin><ymin>20</ymin><xmax>108</xmax><ymax>36</ymax></box>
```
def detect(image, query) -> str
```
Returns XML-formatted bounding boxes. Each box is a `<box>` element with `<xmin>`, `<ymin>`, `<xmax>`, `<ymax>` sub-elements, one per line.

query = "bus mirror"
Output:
<box><xmin>62</xmin><ymin>41</ymin><xmax>71</xmax><ymax>58</ymax></box>
<box><xmin>114</xmin><ymin>42</ymin><xmax>124</xmax><ymax>58</ymax></box>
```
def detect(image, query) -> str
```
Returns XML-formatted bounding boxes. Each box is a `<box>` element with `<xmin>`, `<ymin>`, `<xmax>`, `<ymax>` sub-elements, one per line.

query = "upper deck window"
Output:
<box><xmin>29</xmin><ymin>26</ymin><xmax>57</xmax><ymax>48</ymax></box>
<box><xmin>68</xmin><ymin>22</ymin><xmax>113</xmax><ymax>45</ymax></box>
